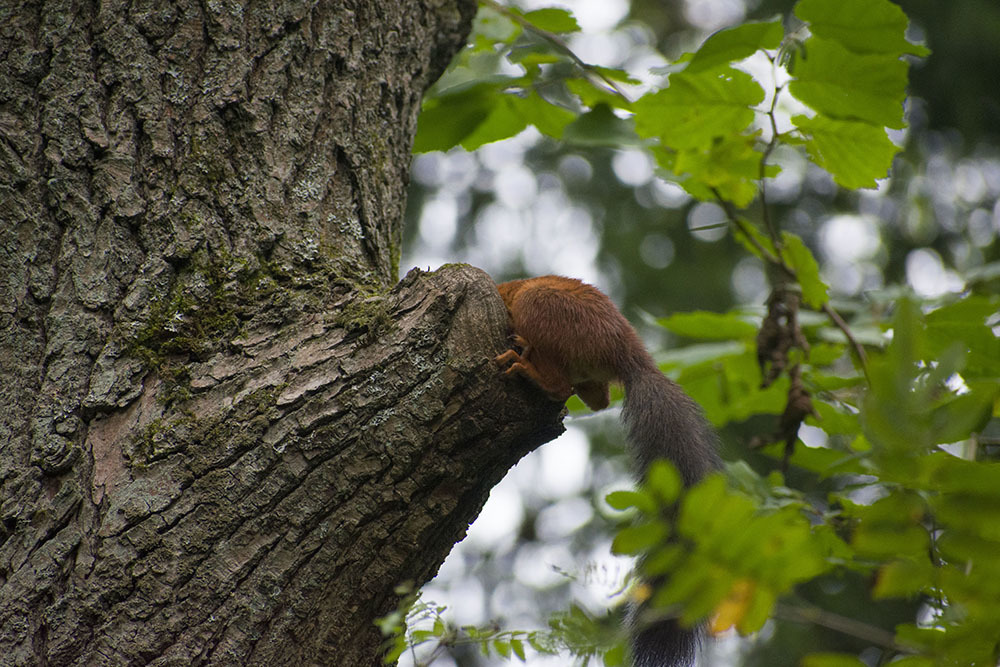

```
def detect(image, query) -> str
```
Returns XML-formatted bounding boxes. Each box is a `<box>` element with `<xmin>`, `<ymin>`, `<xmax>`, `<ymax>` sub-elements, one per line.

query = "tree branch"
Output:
<box><xmin>774</xmin><ymin>601</ymin><xmax>903</xmax><ymax>652</ymax></box>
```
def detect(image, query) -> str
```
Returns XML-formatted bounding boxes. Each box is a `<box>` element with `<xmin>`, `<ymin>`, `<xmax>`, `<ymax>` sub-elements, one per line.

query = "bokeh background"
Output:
<box><xmin>397</xmin><ymin>1</ymin><xmax>1000</xmax><ymax>664</ymax></box>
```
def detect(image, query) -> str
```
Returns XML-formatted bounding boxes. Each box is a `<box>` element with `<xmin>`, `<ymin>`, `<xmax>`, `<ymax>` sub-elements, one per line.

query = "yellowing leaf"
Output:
<box><xmin>709</xmin><ymin>578</ymin><xmax>756</xmax><ymax>634</ymax></box>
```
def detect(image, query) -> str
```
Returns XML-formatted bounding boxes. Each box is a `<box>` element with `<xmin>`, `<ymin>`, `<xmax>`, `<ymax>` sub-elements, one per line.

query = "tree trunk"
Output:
<box><xmin>0</xmin><ymin>1</ymin><xmax>564</xmax><ymax>664</ymax></box>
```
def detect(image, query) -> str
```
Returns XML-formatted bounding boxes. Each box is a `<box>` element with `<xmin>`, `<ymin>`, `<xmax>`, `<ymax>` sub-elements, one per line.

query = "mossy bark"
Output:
<box><xmin>0</xmin><ymin>1</ymin><xmax>564</xmax><ymax>664</ymax></box>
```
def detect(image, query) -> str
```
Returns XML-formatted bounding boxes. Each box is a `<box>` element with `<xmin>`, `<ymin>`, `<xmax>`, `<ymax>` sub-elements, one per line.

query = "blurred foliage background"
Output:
<box><xmin>396</xmin><ymin>1</ymin><xmax>1000</xmax><ymax>665</ymax></box>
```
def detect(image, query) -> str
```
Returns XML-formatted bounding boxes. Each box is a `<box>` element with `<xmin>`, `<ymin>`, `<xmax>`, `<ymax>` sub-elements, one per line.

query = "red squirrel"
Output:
<box><xmin>495</xmin><ymin>275</ymin><xmax>721</xmax><ymax>667</ymax></box>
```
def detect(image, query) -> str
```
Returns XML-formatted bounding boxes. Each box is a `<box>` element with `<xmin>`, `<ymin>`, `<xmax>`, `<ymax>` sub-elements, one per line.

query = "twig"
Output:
<box><xmin>774</xmin><ymin>601</ymin><xmax>903</xmax><ymax>652</ymax></box>
<box><xmin>757</xmin><ymin>54</ymin><xmax>784</xmax><ymax>249</ymax></box>
<box><xmin>821</xmin><ymin>302</ymin><xmax>870</xmax><ymax>381</ymax></box>
<box><xmin>480</xmin><ymin>0</ymin><xmax>630</xmax><ymax>101</ymax></box>
<box><xmin>713</xmin><ymin>188</ymin><xmax>871</xmax><ymax>381</ymax></box>
<box><xmin>712</xmin><ymin>189</ymin><xmax>789</xmax><ymax>273</ymax></box>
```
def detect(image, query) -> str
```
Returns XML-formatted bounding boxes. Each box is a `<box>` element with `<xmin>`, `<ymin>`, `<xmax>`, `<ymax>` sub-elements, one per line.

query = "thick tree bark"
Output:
<box><xmin>0</xmin><ymin>1</ymin><xmax>564</xmax><ymax>665</ymax></box>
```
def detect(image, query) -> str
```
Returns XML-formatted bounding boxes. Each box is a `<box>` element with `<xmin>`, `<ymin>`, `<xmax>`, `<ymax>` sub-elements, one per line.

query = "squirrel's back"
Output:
<box><xmin>498</xmin><ymin>276</ymin><xmax>650</xmax><ymax>385</ymax></box>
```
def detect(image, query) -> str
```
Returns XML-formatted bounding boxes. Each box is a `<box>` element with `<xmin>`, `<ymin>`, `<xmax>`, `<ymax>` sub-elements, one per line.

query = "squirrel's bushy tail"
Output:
<box><xmin>630</xmin><ymin>615</ymin><xmax>699</xmax><ymax>667</ymax></box>
<box><xmin>621</xmin><ymin>366</ymin><xmax>721</xmax><ymax>667</ymax></box>
<box><xmin>622</xmin><ymin>367</ymin><xmax>720</xmax><ymax>486</ymax></box>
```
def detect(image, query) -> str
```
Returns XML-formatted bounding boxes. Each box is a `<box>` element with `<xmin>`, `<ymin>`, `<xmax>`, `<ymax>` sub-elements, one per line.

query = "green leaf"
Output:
<box><xmin>672</xmin><ymin>133</ymin><xmax>767</xmax><ymax>207</ymax></box>
<box><xmin>807</xmin><ymin>342</ymin><xmax>847</xmax><ymax>366</ymax></box>
<box><xmin>793</xmin><ymin>114</ymin><xmax>899</xmax><ymax>189</ymax></box>
<box><xmin>603</xmin><ymin>641</ymin><xmax>626</xmax><ymax>667</ymax></box>
<box><xmin>522</xmin><ymin>8</ymin><xmax>581</xmax><ymax>33</ymax></box>
<box><xmin>646</xmin><ymin>460</ymin><xmax>683</xmax><ymax>504</ymax></box>
<box><xmin>795</xmin><ymin>0</ymin><xmax>931</xmax><ymax>57</ymax></box>
<box><xmin>458</xmin><ymin>93</ymin><xmax>531</xmax><ymax>149</ymax></box>
<box><xmin>846</xmin><ymin>491</ymin><xmax>930</xmax><ymax>560</ymax></box>
<box><xmin>382</xmin><ymin>637</ymin><xmax>407</xmax><ymax>663</ymax></box>
<box><xmin>672</xmin><ymin>345</ymin><xmax>791</xmax><ymax>425</ymax></box>
<box><xmin>759</xmin><ymin>441</ymin><xmax>866</xmax><ymax>477</ymax></box>
<box><xmin>677</xmin><ymin>569</ymin><xmax>737</xmax><ymax>624</ymax></box>
<box><xmin>517</xmin><ymin>91</ymin><xmax>577</xmax><ymax>140</ymax></box>
<box><xmin>926</xmin><ymin>452</ymin><xmax>1000</xmax><ymax>498</ymax></box>
<box><xmin>415</xmin><ymin>83</ymin><xmax>576</xmax><ymax>151</ymax></box>
<box><xmin>658</xmin><ymin>341</ymin><xmax>747</xmax><ymax>372</ymax></box>
<box><xmin>724</xmin><ymin>375</ymin><xmax>790</xmax><ymax>421</ymax></box>
<box><xmin>414</xmin><ymin>83</ymin><xmax>498</xmax><ymax>152</ymax></box>
<box><xmin>410</xmin><ymin>629</ymin><xmax>434</xmax><ymax>643</ymax></box>
<box><xmin>933</xmin><ymin>491</ymin><xmax>1000</xmax><ymax>543</ymax></box>
<box><xmin>612</xmin><ymin>522</ymin><xmax>669</xmax><ymax>555</ymax></box>
<box><xmin>731</xmin><ymin>219</ymin><xmax>778</xmax><ymax>260</ymax></box>
<box><xmin>790</xmin><ymin>37</ymin><xmax>908</xmax><ymax>129</ymax></box>
<box><xmin>925</xmin><ymin>295</ymin><xmax>1000</xmax><ymax>378</ymax></box>
<box><xmin>375</xmin><ymin>609</ymin><xmax>403</xmax><ymax>635</ymax></box>
<box><xmin>634</xmin><ymin>67</ymin><xmax>764</xmax><ymax>149</ymax></box>
<box><xmin>494</xmin><ymin>638</ymin><xmax>511</xmax><ymax>657</ymax></box>
<box><xmin>590</xmin><ymin>65</ymin><xmax>641</xmax><ymax>85</ymax></box>
<box><xmin>780</xmin><ymin>232</ymin><xmax>829</xmax><ymax>308</ymax></box>
<box><xmin>685</xmin><ymin>17</ymin><xmax>785</xmax><ymax>72</ymax></box>
<box><xmin>643</xmin><ymin>543</ymin><xmax>685</xmax><ymax>577</ymax></box>
<box><xmin>873</xmin><ymin>559</ymin><xmax>934</xmax><ymax>598</ymax></box>
<box><xmin>510</xmin><ymin>638</ymin><xmax>527</xmax><ymax>661</ymax></box>
<box><xmin>861</xmin><ymin>300</ymin><xmax>945</xmax><ymax>460</ymax></box>
<box><xmin>658</xmin><ymin>311</ymin><xmax>758</xmax><ymax>340</ymax></box>
<box><xmin>565</xmin><ymin>77</ymin><xmax>632</xmax><ymax>111</ymax></box>
<box><xmin>894</xmin><ymin>623</ymin><xmax>1000</xmax><ymax>665</ymax></box>
<box><xmin>605</xmin><ymin>489</ymin><xmax>656</xmax><ymax>514</ymax></box>
<box><xmin>928</xmin><ymin>387</ymin><xmax>997</xmax><ymax>445</ymax></box>
<box><xmin>507</xmin><ymin>51</ymin><xmax>561</xmax><ymax>68</ymax></box>
<box><xmin>739</xmin><ymin>583</ymin><xmax>777</xmax><ymax>633</ymax></box>
<box><xmin>677</xmin><ymin>475</ymin><xmax>741</xmax><ymax>540</ymax></box>
<box><xmin>808</xmin><ymin>400</ymin><xmax>860</xmax><ymax>436</ymax></box>
<box><xmin>937</xmin><ymin>524</ymin><xmax>1000</xmax><ymax>563</ymax></box>
<box><xmin>562</xmin><ymin>103</ymin><xmax>642</xmax><ymax>147</ymax></box>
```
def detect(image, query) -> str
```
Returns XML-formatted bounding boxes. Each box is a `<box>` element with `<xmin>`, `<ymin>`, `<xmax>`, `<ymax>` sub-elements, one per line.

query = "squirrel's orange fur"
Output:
<box><xmin>496</xmin><ymin>275</ymin><xmax>649</xmax><ymax>412</ymax></box>
<box><xmin>495</xmin><ymin>275</ymin><xmax>722</xmax><ymax>667</ymax></box>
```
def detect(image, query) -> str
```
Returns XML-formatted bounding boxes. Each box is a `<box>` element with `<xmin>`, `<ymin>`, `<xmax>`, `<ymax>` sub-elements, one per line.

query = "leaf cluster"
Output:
<box><xmin>416</xmin><ymin>0</ymin><xmax>929</xmax><ymax>206</ymax></box>
<box><xmin>377</xmin><ymin>592</ymin><xmax>622</xmax><ymax>666</ymax></box>
<box><xmin>403</xmin><ymin>1</ymin><xmax>1000</xmax><ymax>666</ymax></box>
<box><xmin>609</xmin><ymin>291</ymin><xmax>1000</xmax><ymax>666</ymax></box>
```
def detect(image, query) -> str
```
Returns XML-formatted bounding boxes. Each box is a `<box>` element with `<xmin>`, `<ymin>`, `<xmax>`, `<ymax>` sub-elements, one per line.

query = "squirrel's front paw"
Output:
<box><xmin>495</xmin><ymin>349</ymin><xmax>522</xmax><ymax>369</ymax></box>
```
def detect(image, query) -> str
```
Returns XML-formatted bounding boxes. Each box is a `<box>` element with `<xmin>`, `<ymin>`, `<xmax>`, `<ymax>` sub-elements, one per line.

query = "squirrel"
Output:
<box><xmin>495</xmin><ymin>275</ymin><xmax>722</xmax><ymax>667</ymax></box>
